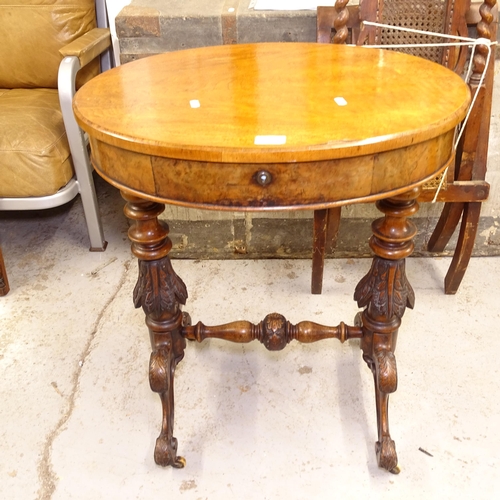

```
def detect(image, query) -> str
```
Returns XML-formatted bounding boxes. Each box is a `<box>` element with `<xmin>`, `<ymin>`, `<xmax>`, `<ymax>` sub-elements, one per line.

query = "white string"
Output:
<box><xmin>361</xmin><ymin>41</ymin><xmax>480</xmax><ymax>49</ymax></box>
<box><xmin>360</xmin><ymin>20</ymin><xmax>496</xmax><ymax>202</ymax></box>
<box><xmin>362</xmin><ymin>20</ymin><xmax>480</xmax><ymax>42</ymax></box>
<box><xmin>432</xmin><ymin>40</ymin><xmax>493</xmax><ymax>201</ymax></box>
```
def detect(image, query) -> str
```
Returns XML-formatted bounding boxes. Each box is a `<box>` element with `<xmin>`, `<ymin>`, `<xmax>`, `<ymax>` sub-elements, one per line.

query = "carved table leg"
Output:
<box><xmin>354</xmin><ymin>187</ymin><xmax>420</xmax><ymax>474</ymax></box>
<box><xmin>122</xmin><ymin>192</ymin><xmax>188</xmax><ymax>468</ymax></box>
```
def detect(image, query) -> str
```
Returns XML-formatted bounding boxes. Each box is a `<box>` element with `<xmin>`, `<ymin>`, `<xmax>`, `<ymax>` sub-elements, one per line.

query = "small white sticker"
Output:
<box><xmin>254</xmin><ymin>135</ymin><xmax>287</xmax><ymax>145</ymax></box>
<box><xmin>334</xmin><ymin>97</ymin><xmax>348</xmax><ymax>106</ymax></box>
<box><xmin>190</xmin><ymin>99</ymin><xmax>200</xmax><ymax>108</ymax></box>
<box><xmin>228</xmin><ymin>7</ymin><xmax>235</xmax><ymax>12</ymax></box>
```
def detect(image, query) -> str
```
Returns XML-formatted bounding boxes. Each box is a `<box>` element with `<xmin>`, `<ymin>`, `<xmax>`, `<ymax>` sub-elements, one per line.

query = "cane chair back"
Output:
<box><xmin>312</xmin><ymin>0</ymin><xmax>497</xmax><ymax>295</ymax></box>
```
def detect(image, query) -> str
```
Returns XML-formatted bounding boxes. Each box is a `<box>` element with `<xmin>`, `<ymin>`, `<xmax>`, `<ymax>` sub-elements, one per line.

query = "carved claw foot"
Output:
<box><xmin>376</xmin><ymin>436</ymin><xmax>400</xmax><ymax>474</ymax></box>
<box><xmin>154</xmin><ymin>435</ymin><xmax>186</xmax><ymax>468</ymax></box>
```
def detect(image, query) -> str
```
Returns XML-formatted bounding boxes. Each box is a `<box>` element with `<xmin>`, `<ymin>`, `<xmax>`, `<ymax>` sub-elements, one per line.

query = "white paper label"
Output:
<box><xmin>334</xmin><ymin>97</ymin><xmax>348</xmax><ymax>106</ymax></box>
<box><xmin>254</xmin><ymin>135</ymin><xmax>287</xmax><ymax>145</ymax></box>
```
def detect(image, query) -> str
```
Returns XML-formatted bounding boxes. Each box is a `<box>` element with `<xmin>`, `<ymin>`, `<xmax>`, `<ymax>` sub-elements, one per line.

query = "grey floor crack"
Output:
<box><xmin>36</xmin><ymin>260</ymin><xmax>132</xmax><ymax>500</ymax></box>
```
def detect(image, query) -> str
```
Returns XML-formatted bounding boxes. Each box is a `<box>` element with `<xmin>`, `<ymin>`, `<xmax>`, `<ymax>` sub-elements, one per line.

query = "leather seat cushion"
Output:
<box><xmin>0</xmin><ymin>0</ymin><xmax>97</xmax><ymax>89</ymax></box>
<box><xmin>0</xmin><ymin>89</ymin><xmax>74</xmax><ymax>197</ymax></box>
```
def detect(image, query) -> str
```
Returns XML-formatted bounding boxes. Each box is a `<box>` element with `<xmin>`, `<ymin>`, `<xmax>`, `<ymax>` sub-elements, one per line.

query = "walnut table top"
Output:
<box><xmin>74</xmin><ymin>42</ymin><xmax>470</xmax><ymax>211</ymax></box>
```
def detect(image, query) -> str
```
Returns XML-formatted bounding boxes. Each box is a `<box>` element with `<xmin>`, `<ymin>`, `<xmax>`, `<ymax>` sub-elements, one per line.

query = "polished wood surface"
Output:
<box><xmin>75</xmin><ymin>43</ymin><xmax>468</xmax><ymax>161</ymax></box>
<box><xmin>73</xmin><ymin>42</ymin><xmax>471</xmax><ymax>474</ymax></box>
<box><xmin>122</xmin><ymin>187</ymin><xmax>420</xmax><ymax>474</ymax></box>
<box><xmin>74</xmin><ymin>43</ymin><xmax>469</xmax><ymax>210</ymax></box>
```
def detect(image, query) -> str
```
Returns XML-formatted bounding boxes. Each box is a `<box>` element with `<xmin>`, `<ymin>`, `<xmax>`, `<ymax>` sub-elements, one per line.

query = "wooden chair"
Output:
<box><xmin>312</xmin><ymin>0</ymin><xmax>497</xmax><ymax>295</ymax></box>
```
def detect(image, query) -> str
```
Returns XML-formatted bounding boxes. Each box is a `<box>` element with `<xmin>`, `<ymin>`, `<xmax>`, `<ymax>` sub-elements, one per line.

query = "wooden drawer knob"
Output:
<box><xmin>255</xmin><ymin>170</ymin><xmax>272</xmax><ymax>186</ymax></box>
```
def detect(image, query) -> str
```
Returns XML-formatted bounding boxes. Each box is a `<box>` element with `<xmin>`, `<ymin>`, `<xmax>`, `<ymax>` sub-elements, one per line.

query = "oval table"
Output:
<box><xmin>74</xmin><ymin>43</ymin><xmax>470</xmax><ymax>474</ymax></box>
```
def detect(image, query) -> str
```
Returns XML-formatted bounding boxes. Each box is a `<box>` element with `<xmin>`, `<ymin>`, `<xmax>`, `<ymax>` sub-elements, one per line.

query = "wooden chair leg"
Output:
<box><xmin>311</xmin><ymin>207</ymin><xmax>341</xmax><ymax>294</ymax></box>
<box><xmin>444</xmin><ymin>202</ymin><xmax>481</xmax><ymax>295</ymax></box>
<box><xmin>427</xmin><ymin>202</ymin><xmax>464</xmax><ymax>252</ymax></box>
<box><xmin>0</xmin><ymin>245</ymin><xmax>10</xmax><ymax>296</ymax></box>
<box><xmin>325</xmin><ymin>207</ymin><xmax>342</xmax><ymax>254</ymax></box>
<box><xmin>312</xmin><ymin>209</ymin><xmax>328</xmax><ymax>295</ymax></box>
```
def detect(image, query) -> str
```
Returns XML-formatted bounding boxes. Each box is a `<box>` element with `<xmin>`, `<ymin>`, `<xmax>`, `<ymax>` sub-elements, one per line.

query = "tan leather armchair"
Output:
<box><xmin>0</xmin><ymin>0</ymin><xmax>113</xmax><ymax>295</ymax></box>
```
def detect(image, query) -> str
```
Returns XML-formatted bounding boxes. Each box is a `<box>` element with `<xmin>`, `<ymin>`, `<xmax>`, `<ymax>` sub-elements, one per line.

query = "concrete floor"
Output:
<box><xmin>1</xmin><ymin>176</ymin><xmax>499</xmax><ymax>499</ymax></box>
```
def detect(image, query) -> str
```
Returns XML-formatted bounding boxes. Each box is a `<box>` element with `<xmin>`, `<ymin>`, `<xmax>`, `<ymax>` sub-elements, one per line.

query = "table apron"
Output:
<box><xmin>90</xmin><ymin>130</ymin><xmax>454</xmax><ymax>210</ymax></box>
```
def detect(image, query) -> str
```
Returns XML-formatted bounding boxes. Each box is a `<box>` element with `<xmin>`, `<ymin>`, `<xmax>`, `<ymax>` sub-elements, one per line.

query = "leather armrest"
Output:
<box><xmin>59</xmin><ymin>28</ymin><xmax>111</xmax><ymax>68</ymax></box>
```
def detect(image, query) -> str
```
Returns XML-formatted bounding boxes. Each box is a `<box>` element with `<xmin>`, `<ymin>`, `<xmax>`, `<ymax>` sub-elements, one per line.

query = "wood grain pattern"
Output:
<box><xmin>183</xmin><ymin>314</ymin><xmax>363</xmax><ymax>349</ymax></box>
<box><xmin>89</xmin><ymin>132</ymin><xmax>455</xmax><ymax>210</ymax></box>
<box><xmin>74</xmin><ymin>43</ymin><xmax>469</xmax><ymax>211</ymax></box>
<box><xmin>123</xmin><ymin>192</ymin><xmax>187</xmax><ymax>468</ymax></box>
<box><xmin>74</xmin><ymin>43</ymin><xmax>469</xmax><ymax>164</ymax></box>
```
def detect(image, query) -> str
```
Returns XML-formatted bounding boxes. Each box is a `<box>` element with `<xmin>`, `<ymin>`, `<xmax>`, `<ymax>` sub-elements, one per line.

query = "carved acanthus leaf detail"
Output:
<box><xmin>261</xmin><ymin>313</ymin><xmax>288</xmax><ymax>351</ymax></box>
<box><xmin>149</xmin><ymin>349</ymin><xmax>170</xmax><ymax>393</ymax></box>
<box><xmin>354</xmin><ymin>258</ymin><xmax>414</xmax><ymax>319</ymax></box>
<box><xmin>133</xmin><ymin>257</ymin><xmax>188</xmax><ymax>316</ymax></box>
<box><xmin>375</xmin><ymin>349</ymin><xmax>397</xmax><ymax>394</ymax></box>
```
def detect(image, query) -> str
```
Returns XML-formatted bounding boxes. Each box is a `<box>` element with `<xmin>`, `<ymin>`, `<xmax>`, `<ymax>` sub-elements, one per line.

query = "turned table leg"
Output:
<box><xmin>354</xmin><ymin>187</ymin><xmax>420</xmax><ymax>474</ymax></box>
<box><xmin>122</xmin><ymin>192</ymin><xmax>188</xmax><ymax>468</ymax></box>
